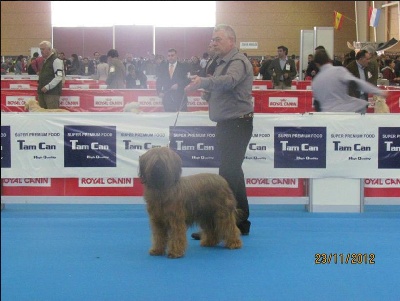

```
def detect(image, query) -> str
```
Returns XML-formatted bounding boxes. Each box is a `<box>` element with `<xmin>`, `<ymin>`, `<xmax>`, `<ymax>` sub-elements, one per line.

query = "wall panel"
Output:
<box><xmin>115</xmin><ymin>25</ymin><xmax>153</xmax><ymax>58</ymax></box>
<box><xmin>53</xmin><ymin>27</ymin><xmax>84</xmax><ymax>58</ymax></box>
<box><xmin>1</xmin><ymin>2</ymin><xmax>398</xmax><ymax>58</ymax></box>
<box><xmin>82</xmin><ymin>27</ymin><xmax>114</xmax><ymax>58</ymax></box>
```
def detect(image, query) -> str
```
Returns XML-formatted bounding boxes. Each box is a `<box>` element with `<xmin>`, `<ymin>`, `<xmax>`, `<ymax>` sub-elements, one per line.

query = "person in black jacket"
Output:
<box><xmin>156</xmin><ymin>48</ymin><xmax>190</xmax><ymax>112</ymax></box>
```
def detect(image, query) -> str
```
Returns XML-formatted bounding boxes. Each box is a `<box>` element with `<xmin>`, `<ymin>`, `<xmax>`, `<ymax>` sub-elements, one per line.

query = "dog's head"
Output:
<box><xmin>138</xmin><ymin>147</ymin><xmax>182</xmax><ymax>190</ymax></box>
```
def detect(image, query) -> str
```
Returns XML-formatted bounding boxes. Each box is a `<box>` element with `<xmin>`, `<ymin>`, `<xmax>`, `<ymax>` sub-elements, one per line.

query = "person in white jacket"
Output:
<box><xmin>312</xmin><ymin>49</ymin><xmax>387</xmax><ymax>113</ymax></box>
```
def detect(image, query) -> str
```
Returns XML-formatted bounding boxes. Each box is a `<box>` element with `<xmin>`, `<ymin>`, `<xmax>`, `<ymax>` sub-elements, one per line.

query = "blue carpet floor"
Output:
<box><xmin>1</xmin><ymin>204</ymin><xmax>400</xmax><ymax>301</ymax></box>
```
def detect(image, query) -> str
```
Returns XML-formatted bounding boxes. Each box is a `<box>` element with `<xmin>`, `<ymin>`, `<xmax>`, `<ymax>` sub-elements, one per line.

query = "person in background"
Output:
<box><xmin>124</xmin><ymin>53</ymin><xmax>136</xmax><ymax>76</ymax></box>
<box><xmin>199</xmin><ymin>41</ymin><xmax>217</xmax><ymax>77</ymax></box>
<box><xmin>125</xmin><ymin>64</ymin><xmax>147</xmax><ymax>89</ymax></box>
<box><xmin>79</xmin><ymin>57</ymin><xmax>93</xmax><ymax>76</ymax></box>
<box><xmin>343</xmin><ymin>50</ymin><xmax>356</xmax><ymax>67</ymax></box>
<box><xmin>32</xmin><ymin>52</ymin><xmax>44</xmax><ymax>74</ymax></box>
<box><xmin>200</xmin><ymin>52</ymin><xmax>209</xmax><ymax>70</ymax></box>
<box><xmin>185</xmin><ymin>24</ymin><xmax>254</xmax><ymax>238</ymax></box>
<box><xmin>361</xmin><ymin>45</ymin><xmax>379</xmax><ymax>86</ymax></box>
<box><xmin>394</xmin><ymin>55</ymin><xmax>400</xmax><ymax>77</ymax></box>
<box><xmin>89</xmin><ymin>51</ymin><xmax>100</xmax><ymax>75</ymax></box>
<box><xmin>156</xmin><ymin>48</ymin><xmax>190</xmax><ymax>112</ymax></box>
<box><xmin>92</xmin><ymin>54</ymin><xmax>109</xmax><ymax>81</ymax></box>
<box><xmin>258</xmin><ymin>55</ymin><xmax>273</xmax><ymax>80</ymax></box>
<box><xmin>14</xmin><ymin>55</ymin><xmax>24</xmax><ymax>74</ymax></box>
<box><xmin>106</xmin><ymin>49</ymin><xmax>126</xmax><ymax>89</ymax></box>
<box><xmin>27</xmin><ymin>53</ymin><xmax>38</xmax><ymax>75</ymax></box>
<box><xmin>1</xmin><ymin>60</ymin><xmax>8</xmax><ymax>74</ymax></box>
<box><xmin>305</xmin><ymin>54</ymin><xmax>318</xmax><ymax>80</ymax></box>
<box><xmin>312</xmin><ymin>49</ymin><xmax>387</xmax><ymax>113</ymax></box>
<box><xmin>305</xmin><ymin>45</ymin><xmax>326</xmax><ymax>79</ymax></box>
<box><xmin>37</xmin><ymin>40</ymin><xmax>64</xmax><ymax>109</ymax></box>
<box><xmin>188</xmin><ymin>55</ymin><xmax>202</xmax><ymax>76</ymax></box>
<box><xmin>381</xmin><ymin>59</ymin><xmax>400</xmax><ymax>85</ymax></box>
<box><xmin>267</xmin><ymin>45</ymin><xmax>297</xmax><ymax>89</ymax></box>
<box><xmin>28</xmin><ymin>52</ymin><xmax>44</xmax><ymax>75</ymax></box>
<box><xmin>346</xmin><ymin>49</ymin><xmax>373</xmax><ymax>101</ymax></box>
<box><xmin>68</xmin><ymin>54</ymin><xmax>81</xmax><ymax>75</ymax></box>
<box><xmin>58</xmin><ymin>52</ymin><xmax>71</xmax><ymax>75</ymax></box>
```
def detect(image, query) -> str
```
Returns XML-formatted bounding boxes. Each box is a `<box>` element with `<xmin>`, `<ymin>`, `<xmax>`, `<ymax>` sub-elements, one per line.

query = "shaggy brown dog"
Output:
<box><xmin>139</xmin><ymin>147</ymin><xmax>242</xmax><ymax>258</ymax></box>
<box><xmin>24</xmin><ymin>99</ymin><xmax>70</xmax><ymax>112</ymax></box>
<box><xmin>373</xmin><ymin>95</ymin><xmax>390</xmax><ymax>113</ymax></box>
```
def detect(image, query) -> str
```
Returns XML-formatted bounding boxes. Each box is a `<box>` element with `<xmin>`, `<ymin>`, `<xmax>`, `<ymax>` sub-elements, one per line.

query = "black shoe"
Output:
<box><xmin>237</xmin><ymin>220</ymin><xmax>251</xmax><ymax>235</ymax></box>
<box><xmin>191</xmin><ymin>232</ymin><xmax>201</xmax><ymax>240</ymax></box>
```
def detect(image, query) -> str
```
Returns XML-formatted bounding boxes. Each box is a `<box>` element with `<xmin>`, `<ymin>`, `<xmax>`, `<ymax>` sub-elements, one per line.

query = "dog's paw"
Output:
<box><xmin>149</xmin><ymin>248</ymin><xmax>165</xmax><ymax>256</ymax></box>
<box><xmin>167</xmin><ymin>252</ymin><xmax>184</xmax><ymax>259</ymax></box>
<box><xmin>225</xmin><ymin>239</ymin><xmax>242</xmax><ymax>249</ymax></box>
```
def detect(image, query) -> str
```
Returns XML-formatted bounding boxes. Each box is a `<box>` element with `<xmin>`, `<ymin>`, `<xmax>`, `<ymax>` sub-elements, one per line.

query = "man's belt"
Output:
<box><xmin>239</xmin><ymin>112</ymin><xmax>254</xmax><ymax>118</ymax></box>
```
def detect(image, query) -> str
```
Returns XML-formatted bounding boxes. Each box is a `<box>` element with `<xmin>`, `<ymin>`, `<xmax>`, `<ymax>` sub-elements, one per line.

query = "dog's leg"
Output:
<box><xmin>149</xmin><ymin>219</ymin><xmax>168</xmax><ymax>256</ymax></box>
<box><xmin>199</xmin><ymin>223</ymin><xmax>219</xmax><ymax>247</ymax></box>
<box><xmin>166</xmin><ymin>219</ymin><xmax>187</xmax><ymax>258</ymax></box>
<box><xmin>219</xmin><ymin>212</ymin><xmax>242</xmax><ymax>249</ymax></box>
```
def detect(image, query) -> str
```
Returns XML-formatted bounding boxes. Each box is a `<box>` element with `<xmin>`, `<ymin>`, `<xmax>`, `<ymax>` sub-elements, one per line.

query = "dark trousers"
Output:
<box><xmin>216</xmin><ymin>117</ymin><xmax>253</xmax><ymax>224</ymax></box>
<box><xmin>38</xmin><ymin>93</ymin><xmax>61</xmax><ymax>109</ymax></box>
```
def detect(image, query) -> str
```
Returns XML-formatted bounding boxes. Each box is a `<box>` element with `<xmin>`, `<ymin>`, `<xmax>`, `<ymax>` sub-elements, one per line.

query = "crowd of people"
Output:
<box><xmin>2</xmin><ymin>45</ymin><xmax>400</xmax><ymax>87</ymax></box>
<box><xmin>256</xmin><ymin>51</ymin><xmax>400</xmax><ymax>86</ymax></box>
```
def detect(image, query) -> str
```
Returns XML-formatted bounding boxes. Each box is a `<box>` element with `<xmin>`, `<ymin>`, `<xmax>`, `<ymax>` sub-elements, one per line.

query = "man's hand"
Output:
<box><xmin>380</xmin><ymin>90</ymin><xmax>389</xmax><ymax>98</ymax></box>
<box><xmin>41</xmin><ymin>86</ymin><xmax>48</xmax><ymax>93</ymax></box>
<box><xmin>185</xmin><ymin>75</ymin><xmax>201</xmax><ymax>92</ymax></box>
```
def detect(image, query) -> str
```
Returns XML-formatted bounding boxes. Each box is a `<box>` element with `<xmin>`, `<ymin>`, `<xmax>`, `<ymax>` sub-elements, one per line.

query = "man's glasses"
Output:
<box><xmin>211</xmin><ymin>37</ymin><xmax>223</xmax><ymax>43</ymax></box>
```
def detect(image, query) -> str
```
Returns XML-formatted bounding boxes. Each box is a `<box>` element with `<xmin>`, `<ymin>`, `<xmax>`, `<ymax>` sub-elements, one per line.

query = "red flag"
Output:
<box><xmin>334</xmin><ymin>11</ymin><xmax>343</xmax><ymax>30</ymax></box>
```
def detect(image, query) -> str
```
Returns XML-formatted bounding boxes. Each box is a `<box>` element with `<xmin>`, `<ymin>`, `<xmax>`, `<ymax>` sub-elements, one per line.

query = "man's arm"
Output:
<box><xmin>41</xmin><ymin>58</ymin><xmax>63</xmax><ymax>92</ymax></box>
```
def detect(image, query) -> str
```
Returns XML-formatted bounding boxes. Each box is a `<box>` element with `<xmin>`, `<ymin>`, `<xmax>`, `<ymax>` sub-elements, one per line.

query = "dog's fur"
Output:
<box><xmin>373</xmin><ymin>95</ymin><xmax>390</xmax><ymax>113</ymax></box>
<box><xmin>139</xmin><ymin>147</ymin><xmax>242</xmax><ymax>258</ymax></box>
<box><xmin>123</xmin><ymin>102</ymin><xmax>141</xmax><ymax>113</ymax></box>
<box><xmin>24</xmin><ymin>99</ymin><xmax>70</xmax><ymax>112</ymax></box>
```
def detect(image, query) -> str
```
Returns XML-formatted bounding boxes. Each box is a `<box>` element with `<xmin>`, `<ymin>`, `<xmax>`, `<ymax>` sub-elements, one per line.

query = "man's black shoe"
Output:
<box><xmin>237</xmin><ymin>220</ymin><xmax>251</xmax><ymax>235</ymax></box>
<box><xmin>191</xmin><ymin>232</ymin><xmax>201</xmax><ymax>240</ymax></box>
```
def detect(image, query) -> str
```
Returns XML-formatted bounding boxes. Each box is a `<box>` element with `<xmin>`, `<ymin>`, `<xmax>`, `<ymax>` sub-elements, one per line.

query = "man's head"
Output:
<box><xmin>211</xmin><ymin>24</ymin><xmax>236</xmax><ymax>57</ymax></box>
<box><xmin>362</xmin><ymin>45</ymin><xmax>376</xmax><ymax>57</ymax></box>
<box><xmin>314</xmin><ymin>49</ymin><xmax>331</xmax><ymax>67</ymax></box>
<box><xmin>107</xmin><ymin>49</ymin><xmax>119</xmax><ymax>58</ymax></box>
<box><xmin>125</xmin><ymin>53</ymin><xmax>134</xmax><ymax>63</ymax></box>
<box><xmin>93</xmin><ymin>52</ymin><xmax>100</xmax><ymax>60</ymax></box>
<box><xmin>39</xmin><ymin>41</ymin><xmax>52</xmax><ymax>59</ymax></box>
<box><xmin>167</xmin><ymin>48</ymin><xmax>178</xmax><ymax>64</ymax></box>
<box><xmin>277</xmin><ymin>46</ymin><xmax>288</xmax><ymax>59</ymax></box>
<box><xmin>356</xmin><ymin>49</ymin><xmax>371</xmax><ymax>68</ymax></box>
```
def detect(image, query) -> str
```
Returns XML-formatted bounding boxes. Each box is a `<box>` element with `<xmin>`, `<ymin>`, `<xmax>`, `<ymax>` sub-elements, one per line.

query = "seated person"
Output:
<box><xmin>125</xmin><ymin>65</ymin><xmax>147</xmax><ymax>89</ymax></box>
<box><xmin>381</xmin><ymin>59</ymin><xmax>400</xmax><ymax>85</ymax></box>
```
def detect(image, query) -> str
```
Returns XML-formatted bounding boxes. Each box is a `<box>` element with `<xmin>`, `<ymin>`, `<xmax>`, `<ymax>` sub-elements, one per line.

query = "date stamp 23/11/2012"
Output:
<box><xmin>315</xmin><ymin>253</ymin><xmax>375</xmax><ymax>265</ymax></box>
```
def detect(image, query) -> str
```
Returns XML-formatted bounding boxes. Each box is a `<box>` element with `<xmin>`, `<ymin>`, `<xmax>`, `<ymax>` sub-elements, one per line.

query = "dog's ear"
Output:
<box><xmin>138</xmin><ymin>154</ymin><xmax>147</xmax><ymax>184</ymax></box>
